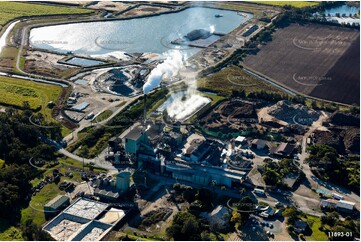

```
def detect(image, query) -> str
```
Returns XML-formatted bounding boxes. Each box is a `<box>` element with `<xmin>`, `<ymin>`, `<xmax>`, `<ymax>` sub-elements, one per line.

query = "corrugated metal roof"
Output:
<box><xmin>45</xmin><ymin>195</ymin><xmax>69</xmax><ymax>209</ymax></box>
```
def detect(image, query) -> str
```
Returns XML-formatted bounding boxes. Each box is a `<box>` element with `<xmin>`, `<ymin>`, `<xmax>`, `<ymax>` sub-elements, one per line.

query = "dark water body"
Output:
<box><xmin>66</xmin><ymin>57</ymin><xmax>105</xmax><ymax>66</ymax></box>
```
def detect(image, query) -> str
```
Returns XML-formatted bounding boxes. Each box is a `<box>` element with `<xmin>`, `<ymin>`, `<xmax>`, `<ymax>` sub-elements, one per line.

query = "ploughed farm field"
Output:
<box><xmin>243</xmin><ymin>23</ymin><xmax>360</xmax><ymax>105</ymax></box>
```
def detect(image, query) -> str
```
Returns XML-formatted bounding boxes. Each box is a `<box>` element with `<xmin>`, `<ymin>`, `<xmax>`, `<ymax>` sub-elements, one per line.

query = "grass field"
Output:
<box><xmin>253</xmin><ymin>1</ymin><xmax>319</xmax><ymax>8</ymax></box>
<box><xmin>0</xmin><ymin>2</ymin><xmax>92</xmax><ymax>29</ymax></box>
<box><xmin>0</xmin><ymin>76</ymin><xmax>61</xmax><ymax>117</ymax></box>
<box><xmin>96</xmin><ymin>110</ymin><xmax>113</xmax><ymax>122</ymax></box>
<box><xmin>21</xmin><ymin>157</ymin><xmax>107</xmax><ymax>226</ymax></box>
<box><xmin>198</xmin><ymin>65</ymin><xmax>290</xmax><ymax>97</ymax></box>
<box><xmin>303</xmin><ymin>215</ymin><xmax>328</xmax><ymax>241</ymax></box>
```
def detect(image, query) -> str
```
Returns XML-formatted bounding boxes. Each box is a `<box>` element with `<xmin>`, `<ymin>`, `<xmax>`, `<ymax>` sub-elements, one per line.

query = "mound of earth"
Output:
<box><xmin>221</xmin><ymin>100</ymin><xmax>257</xmax><ymax>119</ymax></box>
<box><xmin>199</xmin><ymin>100</ymin><xmax>258</xmax><ymax>132</ymax></box>
<box><xmin>330</xmin><ymin>111</ymin><xmax>360</xmax><ymax>127</ymax></box>
<box><xmin>313</xmin><ymin>129</ymin><xmax>345</xmax><ymax>153</ymax></box>
<box><xmin>313</xmin><ymin>127</ymin><xmax>360</xmax><ymax>154</ymax></box>
<box><xmin>341</xmin><ymin>127</ymin><xmax>360</xmax><ymax>153</ymax></box>
<box><xmin>268</xmin><ymin>100</ymin><xmax>320</xmax><ymax>125</ymax></box>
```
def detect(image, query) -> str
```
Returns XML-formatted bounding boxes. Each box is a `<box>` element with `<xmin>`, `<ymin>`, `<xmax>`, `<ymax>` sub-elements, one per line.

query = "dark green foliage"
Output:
<box><xmin>237</xmin><ymin>196</ymin><xmax>256</xmax><ymax>225</ymax></box>
<box><xmin>21</xmin><ymin>219</ymin><xmax>54</xmax><ymax>241</ymax></box>
<box><xmin>307</xmin><ymin>144</ymin><xmax>360</xmax><ymax>193</ymax></box>
<box><xmin>0</xmin><ymin>109</ymin><xmax>57</xmax><ymax>223</ymax></box>
<box><xmin>321</xmin><ymin>213</ymin><xmax>359</xmax><ymax>241</ymax></box>
<box><xmin>166</xmin><ymin>212</ymin><xmax>207</xmax><ymax>241</ymax></box>
<box><xmin>262</xmin><ymin>159</ymin><xmax>299</xmax><ymax>186</ymax></box>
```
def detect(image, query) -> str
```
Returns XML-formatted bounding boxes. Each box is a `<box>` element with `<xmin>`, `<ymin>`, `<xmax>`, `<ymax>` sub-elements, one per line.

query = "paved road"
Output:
<box><xmin>58</xmin><ymin>148</ymin><xmax>118</xmax><ymax>174</ymax></box>
<box><xmin>296</xmin><ymin>112</ymin><xmax>360</xmax><ymax>209</ymax></box>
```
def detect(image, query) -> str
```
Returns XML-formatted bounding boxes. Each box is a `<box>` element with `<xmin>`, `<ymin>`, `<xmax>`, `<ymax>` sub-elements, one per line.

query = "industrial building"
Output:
<box><xmin>43</xmin><ymin>198</ymin><xmax>127</xmax><ymax>241</ymax></box>
<box><xmin>93</xmin><ymin>170</ymin><xmax>131</xmax><ymax>201</ymax></box>
<box><xmin>44</xmin><ymin>195</ymin><xmax>70</xmax><ymax>214</ymax></box>
<box><xmin>162</xmin><ymin>162</ymin><xmax>246</xmax><ymax>188</ymax></box>
<box><xmin>116</xmin><ymin>171</ymin><xmax>131</xmax><ymax>192</ymax></box>
<box><xmin>121</xmin><ymin>125</ymin><xmax>149</xmax><ymax>154</ymax></box>
<box><xmin>321</xmin><ymin>199</ymin><xmax>355</xmax><ymax>213</ymax></box>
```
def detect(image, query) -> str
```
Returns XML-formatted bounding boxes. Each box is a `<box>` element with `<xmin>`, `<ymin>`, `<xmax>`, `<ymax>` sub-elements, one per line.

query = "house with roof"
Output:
<box><xmin>270</xmin><ymin>142</ymin><xmax>295</xmax><ymax>157</ymax></box>
<box><xmin>235</xmin><ymin>136</ymin><xmax>247</xmax><ymax>146</ymax></box>
<box><xmin>251</xmin><ymin>139</ymin><xmax>268</xmax><ymax>150</ymax></box>
<box><xmin>294</xmin><ymin>220</ymin><xmax>308</xmax><ymax>233</ymax></box>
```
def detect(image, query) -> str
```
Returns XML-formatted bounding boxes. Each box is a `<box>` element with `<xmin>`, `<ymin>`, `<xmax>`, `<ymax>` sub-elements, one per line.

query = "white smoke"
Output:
<box><xmin>209</xmin><ymin>25</ymin><xmax>215</xmax><ymax>34</ymax></box>
<box><xmin>166</xmin><ymin>74</ymin><xmax>210</xmax><ymax>121</ymax></box>
<box><xmin>143</xmin><ymin>49</ymin><xmax>184</xmax><ymax>94</ymax></box>
<box><xmin>166</xmin><ymin>94</ymin><xmax>210</xmax><ymax>121</ymax></box>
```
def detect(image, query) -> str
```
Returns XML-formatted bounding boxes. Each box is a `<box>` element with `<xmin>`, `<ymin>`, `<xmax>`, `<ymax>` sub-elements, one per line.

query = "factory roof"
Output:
<box><xmin>94</xmin><ymin>188</ymin><xmax>119</xmax><ymax>200</ymax></box>
<box><xmin>167</xmin><ymin>162</ymin><xmax>246</xmax><ymax>179</ymax></box>
<box><xmin>43</xmin><ymin>198</ymin><xmax>127</xmax><ymax>241</ymax></box>
<box><xmin>44</xmin><ymin>195</ymin><xmax>70</xmax><ymax>210</ymax></box>
<box><xmin>72</xmin><ymin>102</ymin><xmax>89</xmax><ymax>111</ymax></box>
<box><xmin>124</xmin><ymin>126</ymin><xmax>145</xmax><ymax>141</ymax></box>
<box><xmin>71</xmin><ymin>220</ymin><xmax>112</xmax><ymax>241</ymax></box>
<box><xmin>336</xmin><ymin>200</ymin><xmax>355</xmax><ymax>210</ymax></box>
<box><xmin>63</xmin><ymin>198</ymin><xmax>108</xmax><ymax>220</ymax></box>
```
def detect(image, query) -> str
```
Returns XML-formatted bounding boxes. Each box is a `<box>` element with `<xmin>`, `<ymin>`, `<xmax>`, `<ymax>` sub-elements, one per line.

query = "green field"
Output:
<box><xmin>21</xmin><ymin>157</ymin><xmax>106</xmax><ymax>226</ymax></box>
<box><xmin>198</xmin><ymin>65</ymin><xmax>290</xmax><ymax>97</ymax></box>
<box><xmin>303</xmin><ymin>215</ymin><xmax>328</xmax><ymax>241</ymax></box>
<box><xmin>251</xmin><ymin>1</ymin><xmax>319</xmax><ymax>8</ymax></box>
<box><xmin>0</xmin><ymin>75</ymin><xmax>61</xmax><ymax>116</ymax></box>
<box><xmin>96</xmin><ymin>110</ymin><xmax>113</xmax><ymax>122</ymax></box>
<box><xmin>0</xmin><ymin>2</ymin><xmax>92</xmax><ymax>29</ymax></box>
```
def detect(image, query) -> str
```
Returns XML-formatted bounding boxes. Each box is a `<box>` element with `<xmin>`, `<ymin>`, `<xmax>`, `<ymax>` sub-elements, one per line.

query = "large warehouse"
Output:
<box><xmin>43</xmin><ymin>198</ymin><xmax>127</xmax><ymax>241</ymax></box>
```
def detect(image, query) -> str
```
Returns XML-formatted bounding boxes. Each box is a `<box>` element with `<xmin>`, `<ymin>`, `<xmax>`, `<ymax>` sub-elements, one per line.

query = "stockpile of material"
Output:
<box><xmin>268</xmin><ymin>100</ymin><xmax>320</xmax><ymax>125</ymax></box>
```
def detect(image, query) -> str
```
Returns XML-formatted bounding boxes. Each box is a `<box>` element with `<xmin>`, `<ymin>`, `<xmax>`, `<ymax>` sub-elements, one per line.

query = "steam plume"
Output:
<box><xmin>143</xmin><ymin>49</ymin><xmax>184</xmax><ymax>94</ymax></box>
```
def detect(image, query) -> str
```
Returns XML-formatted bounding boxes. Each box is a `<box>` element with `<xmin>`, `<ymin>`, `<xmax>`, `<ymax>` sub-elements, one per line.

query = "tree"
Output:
<box><xmin>21</xmin><ymin>219</ymin><xmax>53</xmax><ymax>241</ymax></box>
<box><xmin>22</xmin><ymin>101</ymin><xmax>30</xmax><ymax>110</ymax></box>
<box><xmin>166</xmin><ymin>212</ymin><xmax>202</xmax><ymax>241</ymax></box>
<box><xmin>237</xmin><ymin>196</ymin><xmax>255</xmax><ymax>225</ymax></box>
<box><xmin>230</xmin><ymin>211</ymin><xmax>241</xmax><ymax>224</ymax></box>
<box><xmin>200</xmin><ymin>231</ymin><xmax>210</xmax><ymax>241</ymax></box>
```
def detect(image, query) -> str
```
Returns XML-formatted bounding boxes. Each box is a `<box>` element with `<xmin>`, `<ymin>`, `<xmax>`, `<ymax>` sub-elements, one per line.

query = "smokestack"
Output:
<box><xmin>143</xmin><ymin>94</ymin><xmax>147</xmax><ymax>125</ymax></box>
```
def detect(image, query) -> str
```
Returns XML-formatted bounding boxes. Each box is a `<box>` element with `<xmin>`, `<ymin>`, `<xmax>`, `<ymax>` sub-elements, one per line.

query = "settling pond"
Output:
<box><xmin>29</xmin><ymin>7</ymin><xmax>252</xmax><ymax>57</ymax></box>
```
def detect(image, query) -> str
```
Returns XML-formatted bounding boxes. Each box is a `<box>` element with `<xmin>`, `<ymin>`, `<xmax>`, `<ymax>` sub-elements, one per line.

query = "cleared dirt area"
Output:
<box><xmin>243</xmin><ymin>23</ymin><xmax>360</xmax><ymax>105</ymax></box>
<box><xmin>25</xmin><ymin>51</ymin><xmax>80</xmax><ymax>78</ymax></box>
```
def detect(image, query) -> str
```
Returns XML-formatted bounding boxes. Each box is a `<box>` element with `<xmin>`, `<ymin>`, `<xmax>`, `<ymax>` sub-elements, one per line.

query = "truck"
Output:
<box><xmin>85</xmin><ymin>112</ymin><xmax>94</xmax><ymax>120</ymax></box>
<box><xmin>254</xmin><ymin>188</ymin><xmax>265</xmax><ymax>196</ymax></box>
<box><xmin>332</xmin><ymin>193</ymin><xmax>344</xmax><ymax>200</ymax></box>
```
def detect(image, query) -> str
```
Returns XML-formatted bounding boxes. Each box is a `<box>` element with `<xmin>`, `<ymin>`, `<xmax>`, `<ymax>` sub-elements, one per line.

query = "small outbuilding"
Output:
<box><xmin>44</xmin><ymin>195</ymin><xmax>70</xmax><ymax>213</ymax></box>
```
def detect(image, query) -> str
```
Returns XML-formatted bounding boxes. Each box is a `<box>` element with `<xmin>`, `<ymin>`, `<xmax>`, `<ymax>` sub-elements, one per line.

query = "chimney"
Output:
<box><xmin>143</xmin><ymin>94</ymin><xmax>147</xmax><ymax>125</ymax></box>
